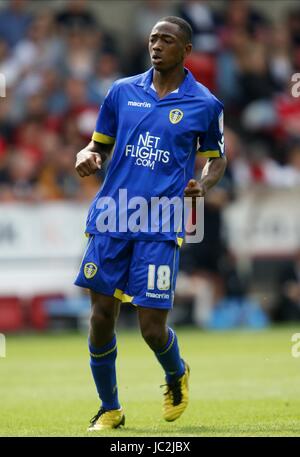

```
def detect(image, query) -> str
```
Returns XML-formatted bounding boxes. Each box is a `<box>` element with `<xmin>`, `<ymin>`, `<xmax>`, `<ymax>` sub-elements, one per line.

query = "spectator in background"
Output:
<box><xmin>61</xmin><ymin>27</ymin><xmax>99</xmax><ymax>80</ymax></box>
<box><xmin>217</xmin><ymin>0</ymin><xmax>273</xmax><ymax>116</ymax></box>
<box><xmin>1</xmin><ymin>149</ymin><xmax>38</xmax><ymax>201</ymax></box>
<box><xmin>216</xmin><ymin>27</ymin><xmax>249</xmax><ymax>108</ymax></box>
<box><xmin>178</xmin><ymin>0</ymin><xmax>220</xmax><ymax>53</ymax></box>
<box><xmin>55</xmin><ymin>0</ymin><xmax>117</xmax><ymax>55</ymax></box>
<box><xmin>0</xmin><ymin>0</ymin><xmax>32</xmax><ymax>49</ymax></box>
<box><xmin>287</xmin><ymin>7</ymin><xmax>300</xmax><ymax>50</ymax></box>
<box><xmin>60</xmin><ymin>24</ymin><xmax>118</xmax><ymax>83</ymax></box>
<box><xmin>37</xmin><ymin>144</ymin><xmax>99</xmax><ymax>201</ymax></box>
<box><xmin>221</xmin><ymin>126</ymin><xmax>251</xmax><ymax>189</ymax></box>
<box><xmin>175</xmin><ymin>1</ymin><xmax>221</xmax><ymax>92</ymax></box>
<box><xmin>40</xmin><ymin>68</ymin><xmax>68</xmax><ymax>116</ymax></box>
<box><xmin>262</xmin><ymin>142</ymin><xmax>300</xmax><ymax>187</ymax></box>
<box><xmin>64</xmin><ymin>77</ymin><xmax>90</xmax><ymax>112</ymax></box>
<box><xmin>14</xmin><ymin>118</ymin><xmax>45</xmax><ymax>164</ymax></box>
<box><xmin>88</xmin><ymin>53</ymin><xmax>121</xmax><ymax>105</ymax></box>
<box><xmin>0</xmin><ymin>85</ymin><xmax>14</xmax><ymax>140</ymax></box>
<box><xmin>14</xmin><ymin>11</ymin><xmax>63</xmax><ymax>73</ymax></box>
<box><xmin>237</xmin><ymin>42</ymin><xmax>278</xmax><ymax>110</ymax></box>
<box><xmin>222</xmin><ymin>0</ymin><xmax>269</xmax><ymax>38</ymax></box>
<box><xmin>0</xmin><ymin>38</ymin><xmax>21</xmax><ymax>88</ymax></box>
<box><xmin>268</xmin><ymin>24</ymin><xmax>293</xmax><ymax>91</ymax></box>
<box><xmin>59</xmin><ymin>77</ymin><xmax>101</xmax><ymax>171</ymax></box>
<box><xmin>9</xmin><ymin>11</ymin><xmax>63</xmax><ymax>115</ymax></box>
<box><xmin>56</xmin><ymin>0</ymin><xmax>97</xmax><ymax>31</ymax></box>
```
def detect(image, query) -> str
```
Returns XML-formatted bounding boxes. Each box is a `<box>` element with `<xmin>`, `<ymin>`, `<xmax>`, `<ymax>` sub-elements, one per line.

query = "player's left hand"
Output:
<box><xmin>184</xmin><ymin>179</ymin><xmax>206</xmax><ymax>197</ymax></box>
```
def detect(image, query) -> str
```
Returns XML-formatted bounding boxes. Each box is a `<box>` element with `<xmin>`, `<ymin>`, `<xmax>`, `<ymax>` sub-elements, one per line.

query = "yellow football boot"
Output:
<box><xmin>88</xmin><ymin>407</ymin><xmax>125</xmax><ymax>431</ymax></box>
<box><xmin>162</xmin><ymin>362</ymin><xmax>190</xmax><ymax>422</ymax></box>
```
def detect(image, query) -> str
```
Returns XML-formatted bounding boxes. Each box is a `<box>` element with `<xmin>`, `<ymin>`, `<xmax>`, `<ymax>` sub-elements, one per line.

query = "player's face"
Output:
<box><xmin>149</xmin><ymin>22</ymin><xmax>192</xmax><ymax>72</ymax></box>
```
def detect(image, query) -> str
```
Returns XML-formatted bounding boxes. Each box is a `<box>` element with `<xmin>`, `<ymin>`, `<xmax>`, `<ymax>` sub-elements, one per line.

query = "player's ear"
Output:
<box><xmin>184</xmin><ymin>43</ymin><xmax>192</xmax><ymax>59</ymax></box>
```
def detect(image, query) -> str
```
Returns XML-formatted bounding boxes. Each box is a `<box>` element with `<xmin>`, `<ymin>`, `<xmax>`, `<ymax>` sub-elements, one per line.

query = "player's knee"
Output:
<box><xmin>141</xmin><ymin>324</ymin><xmax>167</xmax><ymax>351</ymax></box>
<box><xmin>90</xmin><ymin>308</ymin><xmax>114</xmax><ymax>333</ymax></box>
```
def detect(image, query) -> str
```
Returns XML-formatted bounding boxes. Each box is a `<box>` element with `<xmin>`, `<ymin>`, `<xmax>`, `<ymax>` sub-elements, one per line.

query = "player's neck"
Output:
<box><xmin>152</xmin><ymin>66</ymin><xmax>186</xmax><ymax>99</ymax></box>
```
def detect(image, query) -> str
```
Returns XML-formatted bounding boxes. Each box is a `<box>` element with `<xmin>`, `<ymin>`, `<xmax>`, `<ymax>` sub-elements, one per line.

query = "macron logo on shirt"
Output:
<box><xmin>128</xmin><ymin>100</ymin><xmax>151</xmax><ymax>108</ymax></box>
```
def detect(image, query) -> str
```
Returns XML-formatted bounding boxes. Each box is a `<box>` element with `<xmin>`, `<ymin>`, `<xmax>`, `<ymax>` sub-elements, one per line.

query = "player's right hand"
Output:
<box><xmin>75</xmin><ymin>150</ymin><xmax>102</xmax><ymax>177</ymax></box>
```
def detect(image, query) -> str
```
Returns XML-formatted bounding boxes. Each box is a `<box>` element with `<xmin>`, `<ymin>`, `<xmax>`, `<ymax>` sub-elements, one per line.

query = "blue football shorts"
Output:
<box><xmin>74</xmin><ymin>234</ymin><xmax>180</xmax><ymax>309</ymax></box>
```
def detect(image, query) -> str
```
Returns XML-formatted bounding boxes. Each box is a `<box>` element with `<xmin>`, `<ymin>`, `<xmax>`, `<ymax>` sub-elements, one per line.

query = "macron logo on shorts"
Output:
<box><xmin>128</xmin><ymin>101</ymin><xmax>151</xmax><ymax>108</ymax></box>
<box><xmin>146</xmin><ymin>292</ymin><xmax>170</xmax><ymax>300</ymax></box>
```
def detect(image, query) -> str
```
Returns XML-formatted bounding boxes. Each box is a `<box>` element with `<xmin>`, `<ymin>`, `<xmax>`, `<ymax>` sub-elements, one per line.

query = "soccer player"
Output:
<box><xmin>74</xmin><ymin>16</ymin><xmax>226</xmax><ymax>431</ymax></box>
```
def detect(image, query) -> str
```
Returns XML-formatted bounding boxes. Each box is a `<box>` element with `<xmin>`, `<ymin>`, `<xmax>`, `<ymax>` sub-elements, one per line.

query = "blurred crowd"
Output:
<box><xmin>0</xmin><ymin>0</ymin><xmax>299</xmax><ymax>204</ymax></box>
<box><xmin>0</xmin><ymin>0</ymin><xmax>121</xmax><ymax>202</ymax></box>
<box><xmin>0</xmin><ymin>0</ymin><xmax>300</xmax><ymax>324</ymax></box>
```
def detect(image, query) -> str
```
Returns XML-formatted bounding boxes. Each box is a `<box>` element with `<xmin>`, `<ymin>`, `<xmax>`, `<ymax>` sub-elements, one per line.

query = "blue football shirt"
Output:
<box><xmin>85</xmin><ymin>67</ymin><xmax>225</xmax><ymax>245</ymax></box>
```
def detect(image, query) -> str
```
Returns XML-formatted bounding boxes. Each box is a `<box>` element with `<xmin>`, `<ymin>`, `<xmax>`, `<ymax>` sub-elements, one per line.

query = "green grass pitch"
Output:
<box><xmin>0</xmin><ymin>326</ymin><xmax>300</xmax><ymax>437</ymax></box>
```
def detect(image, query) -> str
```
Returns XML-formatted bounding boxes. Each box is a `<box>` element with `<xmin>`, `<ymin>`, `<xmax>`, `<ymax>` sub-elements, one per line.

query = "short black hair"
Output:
<box><xmin>157</xmin><ymin>16</ymin><xmax>193</xmax><ymax>44</ymax></box>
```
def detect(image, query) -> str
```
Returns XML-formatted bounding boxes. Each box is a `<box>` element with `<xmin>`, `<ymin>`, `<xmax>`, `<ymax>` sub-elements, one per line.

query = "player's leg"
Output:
<box><xmin>75</xmin><ymin>235</ymin><xmax>132</xmax><ymax>430</ymax></box>
<box><xmin>128</xmin><ymin>240</ymin><xmax>190</xmax><ymax>422</ymax></box>
<box><xmin>138</xmin><ymin>307</ymin><xmax>185</xmax><ymax>381</ymax></box>
<box><xmin>89</xmin><ymin>291</ymin><xmax>121</xmax><ymax>408</ymax></box>
<box><xmin>89</xmin><ymin>290</ymin><xmax>120</xmax><ymax>347</ymax></box>
<box><xmin>87</xmin><ymin>291</ymin><xmax>125</xmax><ymax>430</ymax></box>
<box><xmin>138</xmin><ymin>306</ymin><xmax>189</xmax><ymax>422</ymax></box>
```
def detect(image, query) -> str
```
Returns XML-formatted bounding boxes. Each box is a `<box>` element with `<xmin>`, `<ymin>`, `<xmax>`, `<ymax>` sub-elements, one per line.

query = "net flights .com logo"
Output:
<box><xmin>125</xmin><ymin>131</ymin><xmax>170</xmax><ymax>170</ymax></box>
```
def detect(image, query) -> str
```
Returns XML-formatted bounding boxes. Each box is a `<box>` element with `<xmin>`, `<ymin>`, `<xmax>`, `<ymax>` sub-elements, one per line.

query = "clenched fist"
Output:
<box><xmin>184</xmin><ymin>179</ymin><xmax>206</xmax><ymax>198</ymax></box>
<box><xmin>75</xmin><ymin>149</ymin><xmax>102</xmax><ymax>177</ymax></box>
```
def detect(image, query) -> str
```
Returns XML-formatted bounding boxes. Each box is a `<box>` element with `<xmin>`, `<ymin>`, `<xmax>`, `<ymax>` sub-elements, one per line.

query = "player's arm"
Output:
<box><xmin>75</xmin><ymin>140</ymin><xmax>113</xmax><ymax>178</ymax></box>
<box><xmin>184</xmin><ymin>156</ymin><xmax>227</xmax><ymax>197</ymax></box>
<box><xmin>185</xmin><ymin>102</ymin><xmax>226</xmax><ymax>197</ymax></box>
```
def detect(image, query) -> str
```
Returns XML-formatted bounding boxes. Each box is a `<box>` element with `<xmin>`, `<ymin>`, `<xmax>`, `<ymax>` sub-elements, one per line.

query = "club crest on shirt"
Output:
<box><xmin>169</xmin><ymin>109</ymin><xmax>183</xmax><ymax>124</ymax></box>
<box><xmin>84</xmin><ymin>262</ymin><xmax>98</xmax><ymax>279</ymax></box>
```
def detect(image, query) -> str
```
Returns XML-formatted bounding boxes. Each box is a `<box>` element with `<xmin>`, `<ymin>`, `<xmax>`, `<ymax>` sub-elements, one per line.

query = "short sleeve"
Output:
<box><xmin>92</xmin><ymin>84</ymin><xmax>118</xmax><ymax>145</ymax></box>
<box><xmin>197</xmin><ymin>100</ymin><xmax>225</xmax><ymax>158</ymax></box>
